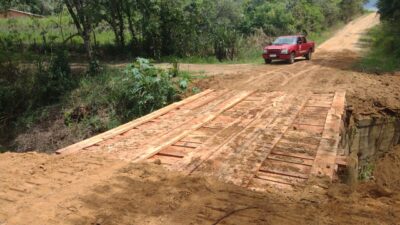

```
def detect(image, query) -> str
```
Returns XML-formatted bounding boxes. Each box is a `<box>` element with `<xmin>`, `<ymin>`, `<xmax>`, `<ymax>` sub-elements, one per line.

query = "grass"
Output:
<box><xmin>355</xmin><ymin>24</ymin><xmax>400</xmax><ymax>73</ymax></box>
<box><xmin>0</xmin><ymin>15</ymin><xmax>115</xmax><ymax>46</ymax></box>
<box><xmin>0</xmin><ymin>14</ymin><xmax>117</xmax><ymax>62</ymax></box>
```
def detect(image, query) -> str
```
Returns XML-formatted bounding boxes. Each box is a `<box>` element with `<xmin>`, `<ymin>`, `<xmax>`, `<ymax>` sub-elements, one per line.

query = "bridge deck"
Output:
<box><xmin>57</xmin><ymin>89</ymin><xmax>346</xmax><ymax>190</ymax></box>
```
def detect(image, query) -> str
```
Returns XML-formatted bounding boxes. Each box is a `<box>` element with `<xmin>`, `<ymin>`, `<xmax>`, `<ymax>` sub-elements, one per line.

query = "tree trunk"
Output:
<box><xmin>125</xmin><ymin>7</ymin><xmax>138</xmax><ymax>46</ymax></box>
<box><xmin>83</xmin><ymin>30</ymin><xmax>93</xmax><ymax>61</ymax></box>
<box><xmin>116</xmin><ymin>4</ymin><xmax>125</xmax><ymax>48</ymax></box>
<box><xmin>64</xmin><ymin>0</ymin><xmax>95</xmax><ymax>62</ymax></box>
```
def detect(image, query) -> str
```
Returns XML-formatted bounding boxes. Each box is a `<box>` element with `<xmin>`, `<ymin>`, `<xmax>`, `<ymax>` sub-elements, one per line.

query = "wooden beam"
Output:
<box><xmin>310</xmin><ymin>91</ymin><xmax>346</xmax><ymax>179</ymax></box>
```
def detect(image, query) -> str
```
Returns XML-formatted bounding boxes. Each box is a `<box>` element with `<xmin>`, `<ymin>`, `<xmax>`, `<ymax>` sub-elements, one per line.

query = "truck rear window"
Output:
<box><xmin>273</xmin><ymin>37</ymin><xmax>297</xmax><ymax>45</ymax></box>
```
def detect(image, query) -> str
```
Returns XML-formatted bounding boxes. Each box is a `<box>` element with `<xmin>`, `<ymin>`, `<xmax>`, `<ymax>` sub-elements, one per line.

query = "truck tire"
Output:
<box><xmin>264</xmin><ymin>59</ymin><xmax>272</xmax><ymax>64</ymax></box>
<box><xmin>288</xmin><ymin>52</ymin><xmax>295</xmax><ymax>64</ymax></box>
<box><xmin>305</xmin><ymin>50</ymin><xmax>312</xmax><ymax>60</ymax></box>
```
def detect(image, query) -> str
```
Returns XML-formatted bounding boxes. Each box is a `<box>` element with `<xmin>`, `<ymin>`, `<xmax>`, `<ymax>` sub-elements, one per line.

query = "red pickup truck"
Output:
<box><xmin>262</xmin><ymin>35</ymin><xmax>315</xmax><ymax>64</ymax></box>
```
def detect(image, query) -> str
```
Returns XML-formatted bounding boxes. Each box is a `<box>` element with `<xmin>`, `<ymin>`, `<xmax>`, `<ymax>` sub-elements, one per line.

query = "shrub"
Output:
<box><xmin>110</xmin><ymin>58</ymin><xmax>178</xmax><ymax>121</ymax></box>
<box><xmin>33</xmin><ymin>49</ymin><xmax>74</xmax><ymax>105</ymax></box>
<box><xmin>66</xmin><ymin>58</ymin><xmax>191</xmax><ymax>129</ymax></box>
<box><xmin>356</xmin><ymin>23</ymin><xmax>400</xmax><ymax>73</ymax></box>
<box><xmin>0</xmin><ymin>48</ymin><xmax>75</xmax><ymax>138</ymax></box>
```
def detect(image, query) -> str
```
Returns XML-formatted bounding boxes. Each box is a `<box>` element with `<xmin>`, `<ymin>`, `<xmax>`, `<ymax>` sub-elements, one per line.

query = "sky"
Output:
<box><xmin>364</xmin><ymin>0</ymin><xmax>378</xmax><ymax>11</ymax></box>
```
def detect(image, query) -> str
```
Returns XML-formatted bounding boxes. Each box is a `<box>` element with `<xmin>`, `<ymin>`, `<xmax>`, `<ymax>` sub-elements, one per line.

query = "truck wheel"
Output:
<box><xmin>305</xmin><ymin>51</ymin><xmax>312</xmax><ymax>60</ymax></box>
<box><xmin>288</xmin><ymin>52</ymin><xmax>295</xmax><ymax>64</ymax></box>
<box><xmin>264</xmin><ymin>59</ymin><xmax>272</xmax><ymax>64</ymax></box>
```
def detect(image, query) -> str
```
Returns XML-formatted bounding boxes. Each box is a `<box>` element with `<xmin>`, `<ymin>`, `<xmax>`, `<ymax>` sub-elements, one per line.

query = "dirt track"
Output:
<box><xmin>1</xmin><ymin>13</ymin><xmax>400</xmax><ymax>225</ymax></box>
<box><xmin>189</xmin><ymin>13</ymin><xmax>399</xmax><ymax>115</ymax></box>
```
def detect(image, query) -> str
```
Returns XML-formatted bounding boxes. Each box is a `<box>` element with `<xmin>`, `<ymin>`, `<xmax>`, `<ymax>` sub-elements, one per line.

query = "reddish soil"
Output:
<box><xmin>1</xmin><ymin>13</ymin><xmax>399</xmax><ymax>225</ymax></box>
<box><xmin>0</xmin><ymin>148</ymin><xmax>399</xmax><ymax>225</ymax></box>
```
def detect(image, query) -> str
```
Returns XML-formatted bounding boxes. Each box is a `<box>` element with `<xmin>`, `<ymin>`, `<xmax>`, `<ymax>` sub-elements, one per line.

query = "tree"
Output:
<box><xmin>378</xmin><ymin>0</ymin><xmax>400</xmax><ymax>22</ymax></box>
<box><xmin>242</xmin><ymin>0</ymin><xmax>295</xmax><ymax>35</ymax></box>
<box><xmin>122</xmin><ymin>0</ymin><xmax>139</xmax><ymax>47</ymax></box>
<box><xmin>290</xmin><ymin>0</ymin><xmax>325</xmax><ymax>33</ymax></box>
<box><xmin>312</xmin><ymin>0</ymin><xmax>341</xmax><ymax>27</ymax></box>
<box><xmin>339</xmin><ymin>0</ymin><xmax>367</xmax><ymax>22</ymax></box>
<box><xmin>377</xmin><ymin>0</ymin><xmax>400</xmax><ymax>57</ymax></box>
<box><xmin>64</xmin><ymin>0</ymin><xmax>100</xmax><ymax>62</ymax></box>
<box><xmin>212</xmin><ymin>0</ymin><xmax>243</xmax><ymax>60</ymax></box>
<box><xmin>100</xmin><ymin>0</ymin><xmax>126</xmax><ymax>48</ymax></box>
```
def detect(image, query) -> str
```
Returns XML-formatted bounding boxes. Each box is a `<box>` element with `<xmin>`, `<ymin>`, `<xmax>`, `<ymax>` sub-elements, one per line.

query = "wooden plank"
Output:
<box><xmin>306</xmin><ymin>100</ymin><xmax>332</xmax><ymax>108</ymax></box>
<box><xmin>301</xmin><ymin>106</ymin><xmax>331</xmax><ymax>114</ymax></box>
<box><xmin>291</xmin><ymin>124</ymin><xmax>324</xmax><ymax>135</ymax></box>
<box><xmin>157</xmin><ymin>146</ymin><xmax>189</xmax><ymax>158</ymax></box>
<box><xmin>294</xmin><ymin>117</ymin><xmax>327</xmax><ymax>127</ymax></box>
<box><xmin>187</xmin><ymin>90</ymin><xmax>230</xmax><ymax>110</ymax></box>
<box><xmin>173</xmin><ymin>141</ymin><xmax>200</xmax><ymax>149</ymax></box>
<box><xmin>267</xmin><ymin>154</ymin><xmax>314</xmax><ymax>166</ymax></box>
<box><xmin>260</xmin><ymin>160</ymin><xmax>311</xmax><ymax>179</ymax></box>
<box><xmin>56</xmin><ymin>89</ymin><xmax>215</xmax><ymax>155</ymax></box>
<box><xmin>131</xmin><ymin>90</ymin><xmax>256</xmax><ymax>162</ymax></box>
<box><xmin>270</xmin><ymin>149</ymin><xmax>315</xmax><ymax>160</ymax></box>
<box><xmin>275</xmin><ymin>139</ymin><xmax>319</xmax><ymax>154</ymax></box>
<box><xmin>256</xmin><ymin>171</ymin><xmax>306</xmax><ymax>185</ymax></box>
<box><xmin>311</xmin><ymin>91</ymin><xmax>346</xmax><ymax>179</ymax></box>
<box><xmin>283</xmin><ymin>130</ymin><xmax>322</xmax><ymax>146</ymax></box>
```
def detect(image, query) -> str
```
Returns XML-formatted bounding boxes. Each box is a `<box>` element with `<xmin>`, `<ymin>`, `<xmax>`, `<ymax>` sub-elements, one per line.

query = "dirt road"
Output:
<box><xmin>189</xmin><ymin>13</ymin><xmax>399</xmax><ymax>115</ymax></box>
<box><xmin>1</xmin><ymin>13</ymin><xmax>400</xmax><ymax>225</ymax></box>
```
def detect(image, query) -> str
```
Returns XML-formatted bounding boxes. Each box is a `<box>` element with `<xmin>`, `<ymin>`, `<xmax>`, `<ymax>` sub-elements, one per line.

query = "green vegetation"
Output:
<box><xmin>161</xmin><ymin>22</ymin><xmax>349</xmax><ymax>65</ymax></box>
<box><xmin>0</xmin><ymin>55</ymin><xmax>194</xmax><ymax>150</ymax></box>
<box><xmin>0</xmin><ymin>15</ymin><xmax>114</xmax><ymax>45</ymax></box>
<box><xmin>0</xmin><ymin>49</ymin><xmax>76</xmax><ymax>134</ymax></box>
<box><xmin>359</xmin><ymin>162</ymin><xmax>375</xmax><ymax>180</ymax></box>
<box><xmin>0</xmin><ymin>0</ymin><xmax>368</xmax><ymax>151</ymax></box>
<box><xmin>1</xmin><ymin>0</ymin><xmax>366</xmax><ymax>63</ymax></box>
<box><xmin>357</xmin><ymin>0</ymin><xmax>400</xmax><ymax>73</ymax></box>
<box><xmin>66</xmin><ymin>58</ymin><xmax>187</xmax><ymax>126</ymax></box>
<box><xmin>357</xmin><ymin>25</ymin><xmax>400</xmax><ymax>73</ymax></box>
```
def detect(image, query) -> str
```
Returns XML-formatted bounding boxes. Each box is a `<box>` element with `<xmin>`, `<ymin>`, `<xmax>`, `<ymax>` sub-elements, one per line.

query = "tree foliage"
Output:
<box><xmin>378</xmin><ymin>0</ymin><xmax>400</xmax><ymax>22</ymax></box>
<box><xmin>377</xmin><ymin>0</ymin><xmax>400</xmax><ymax>57</ymax></box>
<box><xmin>3</xmin><ymin>0</ymin><xmax>367</xmax><ymax>61</ymax></box>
